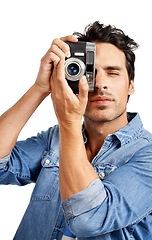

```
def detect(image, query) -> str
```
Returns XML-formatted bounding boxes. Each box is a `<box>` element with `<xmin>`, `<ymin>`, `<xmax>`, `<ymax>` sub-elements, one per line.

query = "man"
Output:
<box><xmin>0</xmin><ymin>21</ymin><xmax>152</xmax><ymax>240</ymax></box>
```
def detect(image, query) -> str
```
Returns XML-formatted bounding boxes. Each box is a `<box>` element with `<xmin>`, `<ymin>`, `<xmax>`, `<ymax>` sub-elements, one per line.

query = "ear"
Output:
<box><xmin>128</xmin><ymin>79</ymin><xmax>135</xmax><ymax>96</ymax></box>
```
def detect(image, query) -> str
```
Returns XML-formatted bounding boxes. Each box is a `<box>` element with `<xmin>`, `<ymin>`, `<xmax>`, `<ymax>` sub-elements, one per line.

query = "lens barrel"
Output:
<box><xmin>65</xmin><ymin>57</ymin><xmax>86</xmax><ymax>81</ymax></box>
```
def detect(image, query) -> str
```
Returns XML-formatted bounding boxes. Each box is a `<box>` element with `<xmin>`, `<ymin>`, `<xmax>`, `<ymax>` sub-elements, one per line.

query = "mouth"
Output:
<box><xmin>90</xmin><ymin>95</ymin><xmax>113</xmax><ymax>105</ymax></box>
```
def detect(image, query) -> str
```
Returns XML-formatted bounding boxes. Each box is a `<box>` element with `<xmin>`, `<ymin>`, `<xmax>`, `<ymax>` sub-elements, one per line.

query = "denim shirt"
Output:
<box><xmin>1</xmin><ymin>112</ymin><xmax>152</xmax><ymax>240</ymax></box>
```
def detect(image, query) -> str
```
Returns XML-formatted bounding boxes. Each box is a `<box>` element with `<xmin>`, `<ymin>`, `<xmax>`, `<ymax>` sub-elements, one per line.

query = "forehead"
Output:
<box><xmin>95</xmin><ymin>42</ymin><xmax>126</xmax><ymax>68</ymax></box>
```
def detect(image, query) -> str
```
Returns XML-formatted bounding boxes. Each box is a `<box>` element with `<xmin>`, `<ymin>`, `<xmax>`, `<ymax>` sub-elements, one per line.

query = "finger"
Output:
<box><xmin>60</xmin><ymin>35</ymin><xmax>78</xmax><ymax>42</ymax></box>
<box><xmin>78</xmin><ymin>76</ymin><xmax>89</xmax><ymax>104</ymax></box>
<box><xmin>42</xmin><ymin>51</ymin><xmax>60</xmax><ymax>68</ymax></box>
<box><xmin>50</xmin><ymin>44</ymin><xmax>66</xmax><ymax>65</ymax></box>
<box><xmin>55</xmin><ymin>60</ymin><xmax>69</xmax><ymax>89</ymax></box>
<box><xmin>52</xmin><ymin>38</ymin><xmax>71</xmax><ymax>58</ymax></box>
<box><xmin>54</xmin><ymin>60</ymin><xmax>75</xmax><ymax>96</ymax></box>
<box><xmin>51</xmin><ymin>59</ymin><xmax>64</xmax><ymax>85</ymax></box>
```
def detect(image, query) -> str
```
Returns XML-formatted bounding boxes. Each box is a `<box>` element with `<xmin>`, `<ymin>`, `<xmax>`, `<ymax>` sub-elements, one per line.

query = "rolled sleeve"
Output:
<box><xmin>62</xmin><ymin>178</ymin><xmax>107</xmax><ymax>222</ymax></box>
<box><xmin>0</xmin><ymin>153</ymin><xmax>11</xmax><ymax>170</ymax></box>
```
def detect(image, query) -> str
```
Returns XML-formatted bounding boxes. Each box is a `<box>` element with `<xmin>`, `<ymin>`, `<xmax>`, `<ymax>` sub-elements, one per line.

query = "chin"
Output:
<box><xmin>84</xmin><ymin>108</ymin><xmax>125</xmax><ymax>123</ymax></box>
<box><xmin>84</xmin><ymin>113</ymin><xmax>113</xmax><ymax>123</ymax></box>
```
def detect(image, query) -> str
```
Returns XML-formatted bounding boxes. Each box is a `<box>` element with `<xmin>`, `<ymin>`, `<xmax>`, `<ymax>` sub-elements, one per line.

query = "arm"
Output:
<box><xmin>62</xmin><ymin>144</ymin><xmax>152</xmax><ymax>237</ymax></box>
<box><xmin>0</xmin><ymin>36</ymin><xmax>75</xmax><ymax>159</ymax></box>
<box><xmin>0</xmin><ymin>85</ymin><xmax>49</xmax><ymax>158</ymax></box>
<box><xmin>59</xmin><ymin>115</ymin><xmax>99</xmax><ymax>201</ymax></box>
<box><xmin>50</xmin><ymin>48</ymin><xmax>99</xmax><ymax>201</ymax></box>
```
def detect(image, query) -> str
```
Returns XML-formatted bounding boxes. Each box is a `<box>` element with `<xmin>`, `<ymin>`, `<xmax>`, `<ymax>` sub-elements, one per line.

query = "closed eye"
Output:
<box><xmin>104</xmin><ymin>66</ymin><xmax>121</xmax><ymax>76</ymax></box>
<box><xmin>107</xmin><ymin>71</ymin><xmax>120</xmax><ymax>76</ymax></box>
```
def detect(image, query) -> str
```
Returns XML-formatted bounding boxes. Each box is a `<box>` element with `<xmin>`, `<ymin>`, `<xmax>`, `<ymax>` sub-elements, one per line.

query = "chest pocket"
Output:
<box><xmin>94</xmin><ymin>164</ymin><xmax>117</xmax><ymax>180</ymax></box>
<box><xmin>30</xmin><ymin>151</ymin><xmax>59</xmax><ymax>201</ymax></box>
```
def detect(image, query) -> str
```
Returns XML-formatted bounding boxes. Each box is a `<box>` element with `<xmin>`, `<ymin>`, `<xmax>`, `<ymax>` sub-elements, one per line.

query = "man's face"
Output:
<box><xmin>84</xmin><ymin>42</ymin><xmax>135</xmax><ymax>123</ymax></box>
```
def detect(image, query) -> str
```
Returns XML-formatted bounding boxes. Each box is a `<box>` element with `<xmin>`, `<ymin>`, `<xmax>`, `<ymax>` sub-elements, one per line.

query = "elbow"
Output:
<box><xmin>0</xmin><ymin>153</ymin><xmax>11</xmax><ymax>169</ymax></box>
<box><xmin>68</xmin><ymin>214</ymin><xmax>103</xmax><ymax>238</ymax></box>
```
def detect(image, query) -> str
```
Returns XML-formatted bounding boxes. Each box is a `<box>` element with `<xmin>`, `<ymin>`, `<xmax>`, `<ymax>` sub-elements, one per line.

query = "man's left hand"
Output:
<box><xmin>51</xmin><ymin>59</ymin><xmax>89</xmax><ymax>126</ymax></box>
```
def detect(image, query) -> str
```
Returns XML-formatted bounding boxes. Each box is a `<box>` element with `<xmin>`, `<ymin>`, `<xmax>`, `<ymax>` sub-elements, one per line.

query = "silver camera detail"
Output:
<box><xmin>65</xmin><ymin>41</ymin><xmax>95</xmax><ymax>94</ymax></box>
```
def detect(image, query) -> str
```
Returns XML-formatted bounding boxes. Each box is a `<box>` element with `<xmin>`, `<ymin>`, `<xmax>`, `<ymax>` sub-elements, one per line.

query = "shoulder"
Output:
<box><xmin>140</xmin><ymin>127</ymin><xmax>152</xmax><ymax>142</ymax></box>
<box><xmin>38</xmin><ymin>124</ymin><xmax>59</xmax><ymax>141</ymax></box>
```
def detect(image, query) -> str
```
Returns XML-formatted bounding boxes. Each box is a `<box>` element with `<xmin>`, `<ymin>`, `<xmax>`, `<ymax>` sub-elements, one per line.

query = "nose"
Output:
<box><xmin>94</xmin><ymin>66</ymin><xmax>108</xmax><ymax>91</ymax></box>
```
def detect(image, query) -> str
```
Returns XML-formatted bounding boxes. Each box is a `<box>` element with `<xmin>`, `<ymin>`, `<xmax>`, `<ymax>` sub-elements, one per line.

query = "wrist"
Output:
<box><xmin>59</xmin><ymin>121</ymin><xmax>82</xmax><ymax>135</ymax></box>
<box><xmin>33</xmin><ymin>82</ymin><xmax>51</xmax><ymax>95</ymax></box>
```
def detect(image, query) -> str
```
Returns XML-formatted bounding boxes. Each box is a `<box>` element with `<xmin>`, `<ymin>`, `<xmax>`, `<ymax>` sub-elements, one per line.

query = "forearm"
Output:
<box><xmin>59</xmin><ymin>123</ymin><xmax>99</xmax><ymax>201</ymax></box>
<box><xmin>0</xmin><ymin>83</ymin><xmax>49</xmax><ymax>158</ymax></box>
<box><xmin>48</xmin><ymin>37</ymin><xmax>98</xmax><ymax>201</ymax></box>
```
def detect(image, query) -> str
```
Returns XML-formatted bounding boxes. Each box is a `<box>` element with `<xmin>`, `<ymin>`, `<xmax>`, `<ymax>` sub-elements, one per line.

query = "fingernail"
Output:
<box><xmin>80</xmin><ymin>76</ymin><xmax>87</xmax><ymax>84</ymax></box>
<box><xmin>66</xmin><ymin>51</ymin><xmax>71</xmax><ymax>58</ymax></box>
<box><xmin>72</xmin><ymin>36</ymin><xmax>78</xmax><ymax>42</ymax></box>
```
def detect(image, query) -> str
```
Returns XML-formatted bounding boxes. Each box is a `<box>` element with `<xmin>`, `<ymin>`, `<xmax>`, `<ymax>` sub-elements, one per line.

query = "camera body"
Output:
<box><xmin>65</xmin><ymin>41</ymin><xmax>95</xmax><ymax>94</ymax></box>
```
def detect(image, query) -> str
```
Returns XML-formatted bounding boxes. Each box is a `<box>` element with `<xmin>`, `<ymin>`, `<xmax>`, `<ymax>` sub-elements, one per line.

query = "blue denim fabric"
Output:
<box><xmin>1</xmin><ymin>113</ymin><xmax>152</xmax><ymax>240</ymax></box>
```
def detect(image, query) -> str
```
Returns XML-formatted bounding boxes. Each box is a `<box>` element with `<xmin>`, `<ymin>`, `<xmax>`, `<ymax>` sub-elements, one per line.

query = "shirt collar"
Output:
<box><xmin>82</xmin><ymin>112</ymin><xmax>143</xmax><ymax>146</ymax></box>
<box><xmin>114</xmin><ymin>112</ymin><xmax>143</xmax><ymax>146</ymax></box>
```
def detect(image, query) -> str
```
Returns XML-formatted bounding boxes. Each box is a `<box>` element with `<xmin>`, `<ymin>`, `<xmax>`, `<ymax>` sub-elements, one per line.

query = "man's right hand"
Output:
<box><xmin>35</xmin><ymin>35</ymin><xmax>78</xmax><ymax>93</ymax></box>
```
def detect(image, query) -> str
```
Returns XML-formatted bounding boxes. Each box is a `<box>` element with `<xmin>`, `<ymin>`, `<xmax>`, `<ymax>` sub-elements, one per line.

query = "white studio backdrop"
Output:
<box><xmin>0</xmin><ymin>0</ymin><xmax>151</xmax><ymax>239</ymax></box>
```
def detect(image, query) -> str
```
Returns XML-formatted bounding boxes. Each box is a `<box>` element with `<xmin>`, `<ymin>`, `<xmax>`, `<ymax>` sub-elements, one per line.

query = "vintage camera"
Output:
<box><xmin>65</xmin><ymin>41</ymin><xmax>95</xmax><ymax>94</ymax></box>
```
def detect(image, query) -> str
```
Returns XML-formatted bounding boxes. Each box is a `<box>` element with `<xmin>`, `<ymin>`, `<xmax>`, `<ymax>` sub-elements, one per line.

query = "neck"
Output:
<box><xmin>84</xmin><ymin>111</ymin><xmax>128</xmax><ymax>162</ymax></box>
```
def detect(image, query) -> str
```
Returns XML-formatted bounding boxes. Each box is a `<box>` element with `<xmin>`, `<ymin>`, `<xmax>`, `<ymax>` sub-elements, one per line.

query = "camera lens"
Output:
<box><xmin>67</xmin><ymin>63</ymin><xmax>79</xmax><ymax>76</ymax></box>
<box><xmin>65</xmin><ymin>57</ymin><xmax>86</xmax><ymax>81</ymax></box>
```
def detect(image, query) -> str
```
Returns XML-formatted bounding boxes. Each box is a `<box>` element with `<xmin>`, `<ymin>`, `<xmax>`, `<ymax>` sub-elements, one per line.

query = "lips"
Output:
<box><xmin>90</xmin><ymin>95</ymin><xmax>113</xmax><ymax>102</ymax></box>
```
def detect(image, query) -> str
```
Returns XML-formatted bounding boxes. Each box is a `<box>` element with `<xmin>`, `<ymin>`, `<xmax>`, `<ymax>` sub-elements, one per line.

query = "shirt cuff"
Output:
<box><xmin>62</xmin><ymin>178</ymin><xmax>107</xmax><ymax>222</ymax></box>
<box><xmin>0</xmin><ymin>153</ymin><xmax>11</xmax><ymax>170</ymax></box>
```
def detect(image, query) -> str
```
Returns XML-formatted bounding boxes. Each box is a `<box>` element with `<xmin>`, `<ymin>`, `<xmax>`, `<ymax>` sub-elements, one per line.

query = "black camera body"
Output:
<box><xmin>65</xmin><ymin>41</ymin><xmax>95</xmax><ymax>94</ymax></box>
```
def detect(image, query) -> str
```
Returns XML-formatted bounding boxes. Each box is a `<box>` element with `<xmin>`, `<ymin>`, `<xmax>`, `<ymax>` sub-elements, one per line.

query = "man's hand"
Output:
<box><xmin>35</xmin><ymin>36</ymin><xmax>78</xmax><ymax>93</ymax></box>
<box><xmin>51</xmin><ymin>59</ymin><xmax>89</xmax><ymax>126</ymax></box>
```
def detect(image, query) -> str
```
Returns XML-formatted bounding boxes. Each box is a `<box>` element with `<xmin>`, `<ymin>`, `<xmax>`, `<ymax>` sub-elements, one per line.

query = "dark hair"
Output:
<box><xmin>73</xmin><ymin>21</ymin><xmax>139</xmax><ymax>84</ymax></box>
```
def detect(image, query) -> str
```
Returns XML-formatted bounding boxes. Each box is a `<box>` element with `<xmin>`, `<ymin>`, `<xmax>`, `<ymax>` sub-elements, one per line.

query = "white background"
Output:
<box><xmin>0</xmin><ymin>0</ymin><xmax>151</xmax><ymax>239</ymax></box>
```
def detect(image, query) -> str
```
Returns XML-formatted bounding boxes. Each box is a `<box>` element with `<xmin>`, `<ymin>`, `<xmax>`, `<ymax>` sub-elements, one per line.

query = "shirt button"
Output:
<box><xmin>45</xmin><ymin>159</ymin><xmax>50</xmax><ymax>164</ymax></box>
<box><xmin>101</xmin><ymin>172</ymin><xmax>105</xmax><ymax>178</ymax></box>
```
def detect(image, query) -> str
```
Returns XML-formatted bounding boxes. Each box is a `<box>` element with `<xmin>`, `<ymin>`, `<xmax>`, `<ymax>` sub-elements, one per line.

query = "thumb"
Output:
<box><xmin>78</xmin><ymin>76</ymin><xmax>89</xmax><ymax>104</ymax></box>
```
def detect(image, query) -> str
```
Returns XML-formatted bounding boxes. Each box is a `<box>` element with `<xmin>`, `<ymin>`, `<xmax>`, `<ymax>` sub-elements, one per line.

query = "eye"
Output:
<box><xmin>107</xmin><ymin>71</ymin><xmax>119</xmax><ymax>76</ymax></box>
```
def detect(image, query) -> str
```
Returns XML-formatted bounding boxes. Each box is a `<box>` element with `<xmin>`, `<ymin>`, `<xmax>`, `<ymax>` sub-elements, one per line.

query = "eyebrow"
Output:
<box><xmin>104</xmin><ymin>66</ymin><xmax>122</xmax><ymax>71</ymax></box>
